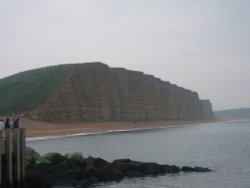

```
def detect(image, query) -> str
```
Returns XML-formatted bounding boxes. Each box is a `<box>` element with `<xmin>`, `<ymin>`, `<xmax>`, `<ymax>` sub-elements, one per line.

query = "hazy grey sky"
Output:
<box><xmin>0</xmin><ymin>0</ymin><xmax>249</xmax><ymax>110</ymax></box>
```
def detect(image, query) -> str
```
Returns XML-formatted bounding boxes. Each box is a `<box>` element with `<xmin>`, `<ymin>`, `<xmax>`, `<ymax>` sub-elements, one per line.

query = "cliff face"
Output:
<box><xmin>27</xmin><ymin>63</ymin><xmax>214</xmax><ymax>122</ymax></box>
<box><xmin>201</xmin><ymin>100</ymin><xmax>214</xmax><ymax>119</ymax></box>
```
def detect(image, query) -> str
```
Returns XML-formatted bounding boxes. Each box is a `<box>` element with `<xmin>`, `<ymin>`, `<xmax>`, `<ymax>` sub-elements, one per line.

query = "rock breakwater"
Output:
<box><xmin>26</xmin><ymin>148</ymin><xmax>211</xmax><ymax>188</ymax></box>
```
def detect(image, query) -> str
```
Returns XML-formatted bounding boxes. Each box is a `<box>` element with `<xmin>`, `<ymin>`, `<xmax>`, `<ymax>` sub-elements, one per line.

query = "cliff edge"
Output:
<box><xmin>24</xmin><ymin>62</ymin><xmax>214</xmax><ymax>122</ymax></box>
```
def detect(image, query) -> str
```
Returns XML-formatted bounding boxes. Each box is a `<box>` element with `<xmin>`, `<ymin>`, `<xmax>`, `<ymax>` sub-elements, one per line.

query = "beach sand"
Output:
<box><xmin>1</xmin><ymin>117</ymin><xmax>220</xmax><ymax>138</ymax></box>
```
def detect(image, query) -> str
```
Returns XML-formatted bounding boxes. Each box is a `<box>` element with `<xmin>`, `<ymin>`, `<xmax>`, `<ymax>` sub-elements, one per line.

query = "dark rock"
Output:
<box><xmin>48</xmin><ymin>161</ymin><xmax>71</xmax><ymax>175</ymax></box>
<box><xmin>65</xmin><ymin>152</ymin><xmax>85</xmax><ymax>168</ymax></box>
<box><xmin>113</xmin><ymin>159</ymin><xmax>131</xmax><ymax>164</ymax></box>
<box><xmin>36</xmin><ymin>152</ymin><xmax>66</xmax><ymax>166</ymax></box>
<box><xmin>89</xmin><ymin>177</ymin><xmax>99</xmax><ymax>184</ymax></box>
<box><xmin>60</xmin><ymin>168</ymin><xmax>82</xmax><ymax>180</ymax></box>
<box><xmin>52</xmin><ymin>186</ymin><xmax>75</xmax><ymax>188</ymax></box>
<box><xmin>26</xmin><ymin>147</ymin><xmax>40</xmax><ymax>168</ymax></box>
<box><xmin>94</xmin><ymin>157</ymin><xmax>109</xmax><ymax>168</ymax></box>
<box><xmin>84</xmin><ymin>166</ymin><xmax>103</xmax><ymax>180</ymax></box>
<box><xmin>111</xmin><ymin>168</ymin><xmax>124</xmax><ymax>181</ymax></box>
<box><xmin>85</xmin><ymin>156</ymin><xmax>95</xmax><ymax>166</ymax></box>
<box><xmin>52</xmin><ymin>179</ymin><xmax>76</xmax><ymax>188</ymax></box>
<box><xmin>194</xmin><ymin>166</ymin><xmax>211</xmax><ymax>172</ymax></box>
<box><xmin>25</xmin><ymin>169</ymin><xmax>43</xmax><ymax>188</ymax></box>
<box><xmin>33</xmin><ymin>153</ymin><xmax>67</xmax><ymax>174</ymax></box>
<box><xmin>181</xmin><ymin>166</ymin><xmax>211</xmax><ymax>172</ymax></box>
<box><xmin>100</xmin><ymin>166</ymin><xmax>114</xmax><ymax>181</ymax></box>
<box><xmin>143</xmin><ymin>162</ymin><xmax>165</xmax><ymax>175</ymax></box>
<box><xmin>163</xmin><ymin>165</ymin><xmax>181</xmax><ymax>173</ymax></box>
<box><xmin>26</xmin><ymin>146</ymin><xmax>40</xmax><ymax>160</ymax></box>
<box><xmin>76</xmin><ymin>179</ymin><xmax>92</xmax><ymax>188</ymax></box>
<box><xmin>112</xmin><ymin>159</ymin><xmax>167</xmax><ymax>176</ymax></box>
<box><xmin>112</xmin><ymin>159</ymin><xmax>145</xmax><ymax>173</ymax></box>
<box><xmin>181</xmin><ymin>166</ymin><xmax>196</xmax><ymax>172</ymax></box>
<box><xmin>101</xmin><ymin>166</ymin><xmax>124</xmax><ymax>181</ymax></box>
<box><xmin>113</xmin><ymin>159</ymin><xmax>179</xmax><ymax>176</ymax></box>
<box><xmin>25</xmin><ymin>150</ymin><xmax>212</xmax><ymax>188</ymax></box>
<box><xmin>25</xmin><ymin>169</ymin><xmax>53</xmax><ymax>188</ymax></box>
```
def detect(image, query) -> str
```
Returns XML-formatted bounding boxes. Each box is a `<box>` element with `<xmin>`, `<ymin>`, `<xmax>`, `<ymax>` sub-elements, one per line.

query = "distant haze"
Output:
<box><xmin>0</xmin><ymin>0</ymin><xmax>249</xmax><ymax>110</ymax></box>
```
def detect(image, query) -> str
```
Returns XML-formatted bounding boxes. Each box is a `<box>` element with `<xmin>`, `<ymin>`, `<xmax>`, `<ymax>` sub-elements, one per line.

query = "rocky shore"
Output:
<box><xmin>26</xmin><ymin>147</ymin><xmax>211</xmax><ymax>188</ymax></box>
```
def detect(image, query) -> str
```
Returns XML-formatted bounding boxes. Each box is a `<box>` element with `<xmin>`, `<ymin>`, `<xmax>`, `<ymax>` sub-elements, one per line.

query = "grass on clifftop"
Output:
<box><xmin>0</xmin><ymin>64</ymin><xmax>70</xmax><ymax>115</ymax></box>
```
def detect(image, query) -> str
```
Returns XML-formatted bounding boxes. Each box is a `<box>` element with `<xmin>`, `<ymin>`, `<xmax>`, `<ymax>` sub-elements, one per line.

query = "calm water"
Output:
<box><xmin>27</xmin><ymin>119</ymin><xmax>250</xmax><ymax>188</ymax></box>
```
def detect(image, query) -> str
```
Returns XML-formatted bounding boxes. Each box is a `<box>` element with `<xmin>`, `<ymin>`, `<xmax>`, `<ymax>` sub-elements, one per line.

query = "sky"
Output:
<box><xmin>0</xmin><ymin>0</ymin><xmax>249</xmax><ymax>111</ymax></box>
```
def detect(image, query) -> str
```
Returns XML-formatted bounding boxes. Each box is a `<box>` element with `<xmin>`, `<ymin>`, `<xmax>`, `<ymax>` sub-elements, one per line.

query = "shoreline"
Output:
<box><xmin>26</xmin><ymin>121</ymin><xmax>220</xmax><ymax>141</ymax></box>
<box><xmin>1</xmin><ymin>116</ymin><xmax>224</xmax><ymax>140</ymax></box>
<box><xmin>15</xmin><ymin>118</ymin><xmax>224</xmax><ymax>140</ymax></box>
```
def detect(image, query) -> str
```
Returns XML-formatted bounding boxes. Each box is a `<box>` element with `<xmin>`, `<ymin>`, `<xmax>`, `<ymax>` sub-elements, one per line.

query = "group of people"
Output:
<box><xmin>0</xmin><ymin>117</ymin><xmax>20</xmax><ymax>129</ymax></box>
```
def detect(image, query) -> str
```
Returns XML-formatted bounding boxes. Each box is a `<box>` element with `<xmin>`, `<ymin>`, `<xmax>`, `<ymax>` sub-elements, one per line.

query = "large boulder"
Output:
<box><xmin>112</xmin><ymin>159</ymin><xmax>145</xmax><ymax>173</ymax></box>
<box><xmin>100</xmin><ymin>166</ymin><xmax>124</xmax><ymax>181</ymax></box>
<box><xmin>52</xmin><ymin>179</ymin><xmax>76</xmax><ymax>188</ymax></box>
<box><xmin>36</xmin><ymin>153</ymin><xmax>66</xmax><ymax>166</ymax></box>
<box><xmin>194</xmin><ymin>166</ymin><xmax>211</xmax><ymax>172</ymax></box>
<box><xmin>85</xmin><ymin>156</ymin><xmax>95</xmax><ymax>166</ymax></box>
<box><xmin>32</xmin><ymin>153</ymin><xmax>67</xmax><ymax>173</ymax></box>
<box><xmin>76</xmin><ymin>179</ymin><xmax>91</xmax><ymax>188</ymax></box>
<box><xmin>65</xmin><ymin>152</ymin><xmax>85</xmax><ymax>167</ymax></box>
<box><xmin>60</xmin><ymin>168</ymin><xmax>83</xmax><ymax>180</ymax></box>
<box><xmin>143</xmin><ymin>162</ymin><xmax>165</xmax><ymax>176</ymax></box>
<box><xmin>26</xmin><ymin>146</ymin><xmax>40</xmax><ymax>160</ymax></box>
<box><xmin>48</xmin><ymin>161</ymin><xmax>71</xmax><ymax>175</ymax></box>
<box><xmin>93</xmin><ymin>157</ymin><xmax>109</xmax><ymax>168</ymax></box>
<box><xmin>83</xmin><ymin>166</ymin><xmax>104</xmax><ymax>180</ymax></box>
<box><xmin>25</xmin><ymin>169</ymin><xmax>54</xmax><ymax>188</ymax></box>
<box><xmin>163</xmin><ymin>165</ymin><xmax>181</xmax><ymax>173</ymax></box>
<box><xmin>25</xmin><ymin>146</ymin><xmax>40</xmax><ymax>168</ymax></box>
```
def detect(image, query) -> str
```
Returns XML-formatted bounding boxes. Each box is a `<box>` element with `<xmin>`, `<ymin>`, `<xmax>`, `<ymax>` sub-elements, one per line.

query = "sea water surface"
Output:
<box><xmin>27</xmin><ymin>119</ymin><xmax>250</xmax><ymax>188</ymax></box>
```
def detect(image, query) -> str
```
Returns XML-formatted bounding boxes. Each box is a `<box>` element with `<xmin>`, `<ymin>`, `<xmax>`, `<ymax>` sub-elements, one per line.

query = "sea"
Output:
<box><xmin>27</xmin><ymin>119</ymin><xmax>250</xmax><ymax>188</ymax></box>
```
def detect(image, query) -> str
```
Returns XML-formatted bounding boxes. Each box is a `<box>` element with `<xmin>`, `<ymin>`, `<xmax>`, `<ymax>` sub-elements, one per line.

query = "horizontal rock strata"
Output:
<box><xmin>27</xmin><ymin>63</ymin><xmax>214</xmax><ymax>122</ymax></box>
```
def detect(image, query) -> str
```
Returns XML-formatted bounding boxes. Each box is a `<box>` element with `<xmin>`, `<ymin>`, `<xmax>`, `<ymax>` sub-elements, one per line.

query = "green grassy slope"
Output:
<box><xmin>0</xmin><ymin>64</ymin><xmax>70</xmax><ymax>115</ymax></box>
<box><xmin>214</xmin><ymin>108</ymin><xmax>250</xmax><ymax>119</ymax></box>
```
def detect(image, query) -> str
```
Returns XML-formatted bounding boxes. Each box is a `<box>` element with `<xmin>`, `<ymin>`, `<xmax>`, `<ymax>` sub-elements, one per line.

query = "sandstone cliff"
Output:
<box><xmin>27</xmin><ymin>63</ymin><xmax>214</xmax><ymax>122</ymax></box>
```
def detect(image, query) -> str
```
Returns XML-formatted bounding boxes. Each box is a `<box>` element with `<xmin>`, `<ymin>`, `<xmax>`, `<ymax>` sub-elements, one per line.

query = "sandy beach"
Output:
<box><xmin>0</xmin><ymin>117</ymin><xmax>220</xmax><ymax>138</ymax></box>
<box><xmin>0</xmin><ymin>116</ymin><xmax>222</xmax><ymax>138</ymax></box>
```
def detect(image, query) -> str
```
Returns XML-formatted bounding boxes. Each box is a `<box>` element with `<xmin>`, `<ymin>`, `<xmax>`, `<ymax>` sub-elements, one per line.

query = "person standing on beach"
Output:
<box><xmin>13</xmin><ymin>118</ymin><xmax>20</xmax><ymax>128</ymax></box>
<box><xmin>4</xmin><ymin>118</ymin><xmax>11</xmax><ymax>129</ymax></box>
<box><xmin>10</xmin><ymin>118</ymin><xmax>15</xmax><ymax>128</ymax></box>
